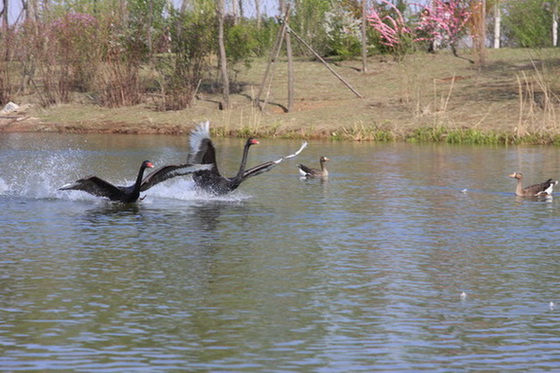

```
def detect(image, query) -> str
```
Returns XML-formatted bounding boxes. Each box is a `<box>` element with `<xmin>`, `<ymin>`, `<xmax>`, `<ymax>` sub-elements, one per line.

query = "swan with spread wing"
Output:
<box><xmin>187</xmin><ymin>121</ymin><xmax>307</xmax><ymax>195</ymax></box>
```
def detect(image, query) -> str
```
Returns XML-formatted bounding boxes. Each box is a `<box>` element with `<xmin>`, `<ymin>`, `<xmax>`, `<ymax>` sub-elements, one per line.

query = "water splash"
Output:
<box><xmin>142</xmin><ymin>178</ymin><xmax>249</xmax><ymax>203</ymax></box>
<box><xmin>2</xmin><ymin>149</ymin><xmax>84</xmax><ymax>199</ymax></box>
<box><xmin>0</xmin><ymin>177</ymin><xmax>8</xmax><ymax>195</ymax></box>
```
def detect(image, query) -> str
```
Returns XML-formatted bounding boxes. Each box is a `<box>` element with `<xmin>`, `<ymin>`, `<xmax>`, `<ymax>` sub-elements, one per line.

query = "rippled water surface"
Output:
<box><xmin>2</xmin><ymin>132</ymin><xmax>560</xmax><ymax>371</ymax></box>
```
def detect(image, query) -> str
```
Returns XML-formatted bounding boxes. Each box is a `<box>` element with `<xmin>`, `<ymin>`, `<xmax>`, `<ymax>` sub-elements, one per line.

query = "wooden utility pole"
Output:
<box><xmin>254</xmin><ymin>7</ymin><xmax>289</xmax><ymax>111</ymax></box>
<box><xmin>255</xmin><ymin>6</ymin><xmax>364</xmax><ymax>112</ymax></box>
<box><xmin>287</xmin><ymin>25</ymin><xmax>364</xmax><ymax>99</ymax></box>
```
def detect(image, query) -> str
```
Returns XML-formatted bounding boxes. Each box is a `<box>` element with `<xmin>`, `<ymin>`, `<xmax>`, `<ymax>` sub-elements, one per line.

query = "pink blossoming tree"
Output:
<box><xmin>368</xmin><ymin>0</ymin><xmax>473</xmax><ymax>60</ymax></box>
<box><xmin>367</xmin><ymin>0</ymin><xmax>414</xmax><ymax>59</ymax></box>
<box><xmin>416</xmin><ymin>0</ymin><xmax>473</xmax><ymax>54</ymax></box>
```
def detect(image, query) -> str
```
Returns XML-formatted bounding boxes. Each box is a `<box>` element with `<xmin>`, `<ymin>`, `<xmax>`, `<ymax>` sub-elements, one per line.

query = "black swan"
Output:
<box><xmin>509</xmin><ymin>172</ymin><xmax>558</xmax><ymax>197</ymax></box>
<box><xmin>187</xmin><ymin>121</ymin><xmax>307</xmax><ymax>195</ymax></box>
<box><xmin>139</xmin><ymin>162</ymin><xmax>212</xmax><ymax>192</ymax></box>
<box><xmin>298</xmin><ymin>156</ymin><xmax>330</xmax><ymax>178</ymax></box>
<box><xmin>59</xmin><ymin>160</ymin><xmax>211</xmax><ymax>203</ymax></box>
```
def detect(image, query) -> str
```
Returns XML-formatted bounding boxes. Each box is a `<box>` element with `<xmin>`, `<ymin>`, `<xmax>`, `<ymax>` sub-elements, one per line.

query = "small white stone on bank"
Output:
<box><xmin>1</xmin><ymin>102</ymin><xmax>19</xmax><ymax>114</ymax></box>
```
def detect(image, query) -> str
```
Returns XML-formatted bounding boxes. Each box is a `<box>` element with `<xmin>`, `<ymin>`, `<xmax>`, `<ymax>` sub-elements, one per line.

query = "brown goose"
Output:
<box><xmin>509</xmin><ymin>172</ymin><xmax>558</xmax><ymax>197</ymax></box>
<box><xmin>60</xmin><ymin>160</ymin><xmax>211</xmax><ymax>203</ymax></box>
<box><xmin>298</xmin><ymin>156</ymin><xmax>330</xmax><ymax>178</ymax></box>
<box><xmin>187</xmin><ymin>121</ymin><xmax>307</xmax><ymax>195</ymax></box>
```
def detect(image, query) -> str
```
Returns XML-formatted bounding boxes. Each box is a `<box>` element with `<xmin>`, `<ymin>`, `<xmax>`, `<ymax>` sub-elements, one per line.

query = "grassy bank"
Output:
<box><xmin>5</xmin><ymin>47</ymin><xmax>560</xmax><ymax>144</ymax></box>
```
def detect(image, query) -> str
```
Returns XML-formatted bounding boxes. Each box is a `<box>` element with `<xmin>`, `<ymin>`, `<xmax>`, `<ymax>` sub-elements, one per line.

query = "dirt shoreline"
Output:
<box><xmin>3</xmin><ymin>50</ymin><xmax>560</xmax><ymax>143</ymax></box>
<box><xmin>0</xmin><ymin>115</ymin><xmax>196</xmax><ymax>135</ymax></box>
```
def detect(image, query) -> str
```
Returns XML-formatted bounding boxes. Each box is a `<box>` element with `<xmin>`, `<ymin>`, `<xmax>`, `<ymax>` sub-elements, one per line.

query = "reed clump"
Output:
<box><xmin>209</xmin><ymin>123</ymin><xmax>560</xmax><ymax>146</ymax></box>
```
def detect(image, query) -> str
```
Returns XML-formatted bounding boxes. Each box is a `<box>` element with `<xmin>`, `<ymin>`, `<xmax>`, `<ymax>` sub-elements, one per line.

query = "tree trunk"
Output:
<box><xmin>553</xmin><ymin>1</ymin><xmax>558</xmax><ymax>47</ymax></box>
<box><xmin>478</xmin><ymin>0</ymin><xmax>486</xmax><ymax>65</ymax></box>
<box><xmin>217</xmin><ymin>0</ymin><xmax>230</xmax><ymax>109</ymax></box>
<box><xmin>26</xmin><ymin>0</ymin><xmax>38</xmax><ymax>21</ymax></box>
<box><xmin>2</xmin><ymin>0</ymin><xmax>9</xmax><ymax>62</ymax></box>
<box><xmin>254</xmin><ymin>7</ymin><xmax>288</xmax><ymax>111</ymax></box>
<box><xmin>361</xmin><ymin>0</ymin><xmax>368</xmax><ymax>73</ymax></box>
<box><xmin>493</xmin><ymin>1</ymin><xmax>500</xmax><ymax>48</ymax></box>
<box><xmin>288</xmin><ymin>26</ymin><xmax>364</xmax><ymax>98</ymax></box>
<box><xmin>181</xmin><ymin>0</ymin><xmax>189</xmax><ymax>12</ymax></box>
<box><xmin>232</xmin><ymin>0</ymin><xmax>239</xmax><ymax>25</ymax></box>
<box><xmin>1</xmin><ymin>0</ymin><xmax>8</xmax><ymax>29</ymax></box>
<box><xmin>147</xmin><ymin>0</ymin><xmax>154</xmax><ymax>58</ymax></box>
<box><xmin>255</xmin><ymin>0</ymin><xmax>261</xmax><ymax>28</ymax></box>
<box><xmin>281</xmin><ymin>0</ymin><xmax>294</xmax><ymax>112</ymax></box>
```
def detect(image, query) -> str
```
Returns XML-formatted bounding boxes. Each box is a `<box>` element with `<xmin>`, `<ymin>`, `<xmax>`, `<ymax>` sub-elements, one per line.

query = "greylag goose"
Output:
<box><xmin>298</xmin><ymin>156</ymin><xmax>330</xmax><ymax>178</ymax></box>
<box><xmin>60</xmin><ymin>160</ymin><xmax>211</xmax><ymax>202</ymax></box>
<box><xmin>187</xmin><ymin>121</ymin><xmax>307</xmax><ymax>195</ymax></box>
<box><xmin>509</xmin><ymin>172</ymin><xmax>558</xmax><ymax>197</ymax></box>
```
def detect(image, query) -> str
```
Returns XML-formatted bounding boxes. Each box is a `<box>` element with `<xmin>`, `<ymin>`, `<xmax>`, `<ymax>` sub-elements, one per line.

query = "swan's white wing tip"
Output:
<box><xmin>284</xmin><ymin>141</ymin><xmax>308</xmax><ymax>159</ymax></box>
<box><xmin>58</xmin><ymin>182</ymin><xmax>75</xmax><ymax>190</ymax></box>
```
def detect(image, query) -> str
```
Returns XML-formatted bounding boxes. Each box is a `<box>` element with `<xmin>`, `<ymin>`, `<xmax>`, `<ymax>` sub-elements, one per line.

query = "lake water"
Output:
<box><xmin>1</xmin><ymin>132</ymin><xmax>560</xmax><ymax>371</ymax></box>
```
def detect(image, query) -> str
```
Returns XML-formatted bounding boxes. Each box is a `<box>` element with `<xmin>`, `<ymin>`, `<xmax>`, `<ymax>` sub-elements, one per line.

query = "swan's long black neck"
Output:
<box><xmin>131</xmin><ymin>164</ymin><xmax>149</xmax><ymax>198</ymax></box>
<box><xmin>234</xmin><ymin>140</ymin><xmax>253</xmax><ymax>182</ymax></box>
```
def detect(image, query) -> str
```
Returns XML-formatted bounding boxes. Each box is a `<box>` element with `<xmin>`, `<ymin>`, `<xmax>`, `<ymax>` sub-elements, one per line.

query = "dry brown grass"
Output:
<box><xmin>6</xmin><ymin>47</ymin><xmax>560</xmax><ymax>143</ymax></box>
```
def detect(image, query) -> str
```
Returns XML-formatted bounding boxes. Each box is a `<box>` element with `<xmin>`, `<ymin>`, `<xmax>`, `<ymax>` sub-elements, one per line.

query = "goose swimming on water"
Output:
<box><xmin>509</xmin><ymin>172</ymin><xmax>558</xmax><ymax>197</ymax></box>
<box><xmin>298</xmin><ymin>156</ymin><xmax>330</xmax><ymax>178</ymax></box>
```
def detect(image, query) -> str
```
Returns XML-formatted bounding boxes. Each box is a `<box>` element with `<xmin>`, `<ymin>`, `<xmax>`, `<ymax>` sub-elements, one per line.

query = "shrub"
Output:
<box><xmin>290</xmin><ymin>0</ymin><xmax>331</xmax><ymax>57</ymax></box>
<box><xmin>324</xmin><ymin>3</ymin><xmax>362</xmax><ymax>58</ymax></box>
<box><xmin>153</xmin><ymin>8</ymin><xmax>216</xmax><ymax>110</ymax></box>
<box><xmin>51</xmin><ymin>13</ymin><xmax>101</xmax><ymax>92</ymax></box>
<box><xmin>502</xmin><ymin>0</ymin><xmax>552</xmax><ymax>48</ymax></box>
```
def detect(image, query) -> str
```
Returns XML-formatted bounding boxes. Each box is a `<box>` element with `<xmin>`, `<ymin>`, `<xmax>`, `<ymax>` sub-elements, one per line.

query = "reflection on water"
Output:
<box><xmin>2</xmin><ymin>133</ymin><xmax>560</xmax><ymax>371</ymax></box>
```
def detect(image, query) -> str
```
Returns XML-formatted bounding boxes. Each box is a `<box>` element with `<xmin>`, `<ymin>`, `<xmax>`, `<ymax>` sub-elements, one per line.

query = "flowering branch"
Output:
<box><xmin>367</xmin><ymin>0</ymin><xmax>412</xmax><ymax>48</ymax></box>
<box><xmin>415</xmin><ymin>0</ymin><xmax>473</xmax><ymax>47</ymax></box>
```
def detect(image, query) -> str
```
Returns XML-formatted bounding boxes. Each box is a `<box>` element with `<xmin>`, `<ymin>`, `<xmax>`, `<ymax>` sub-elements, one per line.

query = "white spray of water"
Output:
<box><xmin>142</xmin><ymin>178</ymin><xmax>249</xmax><ymax>203</ymax></box>
<box><xmin>4</xmin><ymin>150</ymin><xmax>84</xmax><ymax>199</ymax></box>
<box><xmin>0</xmin><ymin>177</ymin><xmax>8</xmax><ymax>195</ymax></box>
